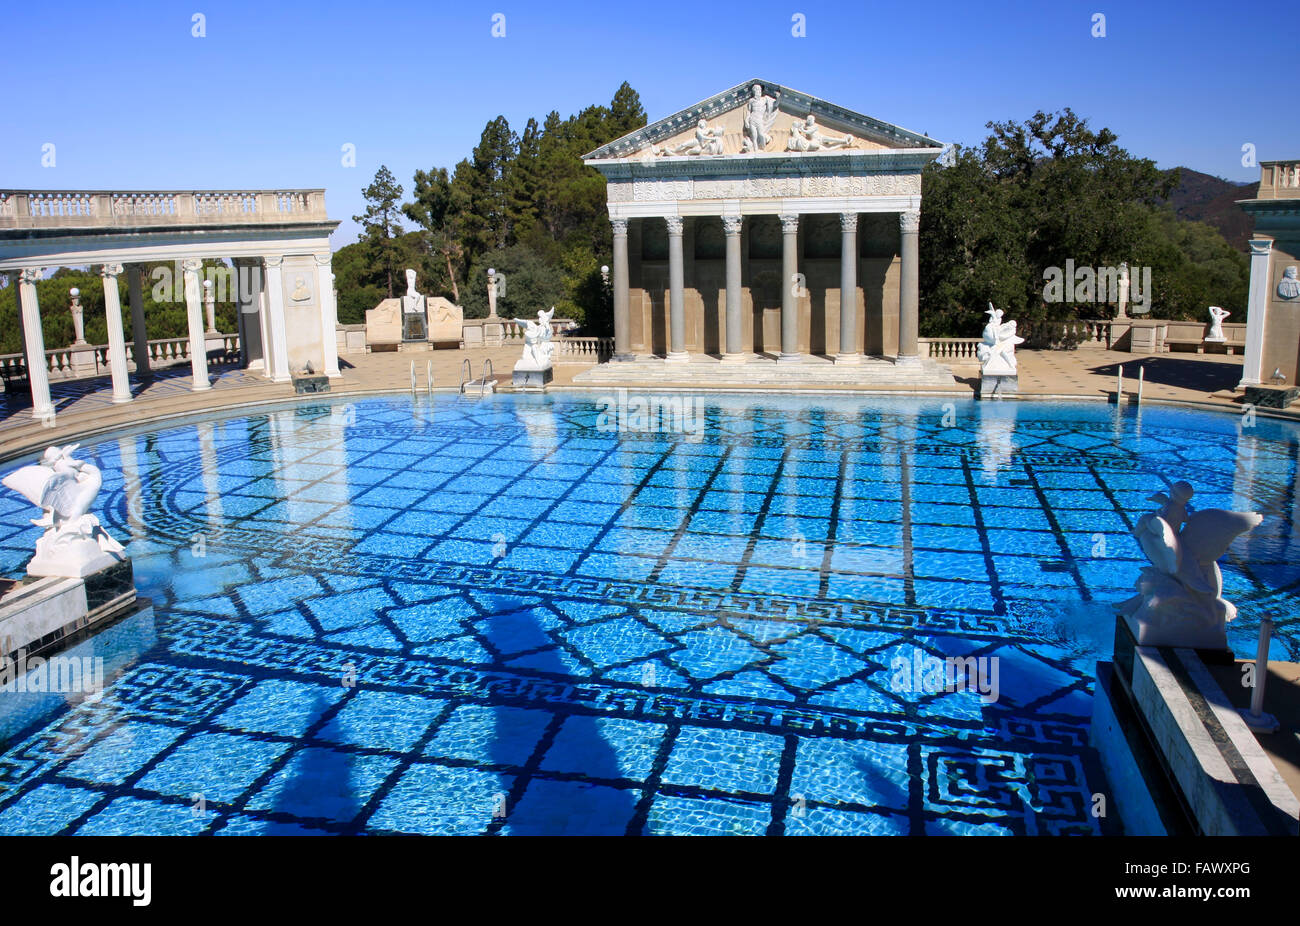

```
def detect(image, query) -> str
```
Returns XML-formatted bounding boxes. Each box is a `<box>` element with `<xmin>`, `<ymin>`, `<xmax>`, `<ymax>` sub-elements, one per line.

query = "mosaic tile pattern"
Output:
<box><xmin>0</xmin><ymin>394</ymin><xmax>1296</xmax><ymax>836</ymax></box>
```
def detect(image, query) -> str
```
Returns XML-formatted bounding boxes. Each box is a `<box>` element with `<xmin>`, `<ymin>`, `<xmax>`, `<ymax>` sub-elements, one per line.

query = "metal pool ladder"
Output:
<box><xmin>459</xmin><ymin>358</ymin><xmax>495</xmax><ymax>397</ymax></box>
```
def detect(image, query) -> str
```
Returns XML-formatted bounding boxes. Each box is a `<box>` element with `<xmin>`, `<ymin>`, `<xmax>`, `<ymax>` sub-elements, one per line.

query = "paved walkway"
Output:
<box><xmin>0</xmin><ymin>345</ymin><xmax>1288</xmax><ymax>463</ymax></box>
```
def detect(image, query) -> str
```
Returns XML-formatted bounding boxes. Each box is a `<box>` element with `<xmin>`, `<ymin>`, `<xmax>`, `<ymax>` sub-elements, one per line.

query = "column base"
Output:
<box><xmin>834</xmin><ymin>353</ymin><xmax>862</xmax><ymax>366</ymax></box>
<box><xmin>895</xmin><ymin>353</ymin><xmax>921</xmax><ymax>367</ymax></box>
<box><xmin>665</xmin><ymin>351</ymin><xmax>690</xmax><ymax>363</ymax></box>
<box><xmin>30</xmin><ymin>407</ymin><xmax>54</xmax><ymax>422</ymax></box>
<box><xmin>777</xmin><ymin>352</ymin><xmax>803</xmax><ymax>363</ymax></box>
<box><xmin>720</xmin><ymin>352</ymin><xmax>748</xmax><ymax>363</ymax></box>
<box><xmin>612</xmin><ymin>353</ymin><xmax>636</xmax><ymax>363</ymax></box>
<box><xmin>190</xmin><ymin>383</ymin><xmax>212</xmax><ymax>393</ymax></box>
<box><xmin>111</xmin><ymin>394</ymin><xmax>133</xmax><ymax>405</ymax></box>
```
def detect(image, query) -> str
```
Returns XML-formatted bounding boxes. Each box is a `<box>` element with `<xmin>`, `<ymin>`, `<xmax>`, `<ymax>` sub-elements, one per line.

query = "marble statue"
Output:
<box><xmin>519</xmin><ymin>307</ymin><xmax>555</xmax><ymax>370</ymax></box>
<box><xmin>1278</xmin><ymin>266</ymin><xmax>1300</xmax><ymax>300</ymax></box>
<box><xmin>671</xmin><ymin>119</ymin><xmax>725</xmax><ymax>156</ymax></box>
<box><xmin>402</xmin><ymin>268</ymin><xmax>426</xmax><ymax>315</ymax></box>
<box><xmin>2</xmin><ymin>445</ymin><xmax>125</xmax><ymax>578</ymax></box>
<box><xmin>741</xmin><ymin>83</ymin><xmax>780</xmax><ymax>153</ymax></box>
<box><xmin>1205</xmin><ymin>306</ymin><xmax>1230</xmax><ymax>342</ymax></box>
<box><xmin>1119</xmin><ymin>481</ymin><xmax>1262</xmax><ymax>650</ymax></box>
<box><xmin>975</xmin><ymin>303</ymin><xmax>1024</xmax><ymax>376</ymax></box>
<box><xmin>786</xmin><ymin>115</ymin><xmax>854</xmax><ymax>152</ymax></box>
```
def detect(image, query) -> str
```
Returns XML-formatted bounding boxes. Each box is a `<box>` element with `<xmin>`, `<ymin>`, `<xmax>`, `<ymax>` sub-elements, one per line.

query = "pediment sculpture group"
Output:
<box><xmin>651</xmin><ymin>84</ymin><xmax>857</xmax><ymax>157</ymax></box>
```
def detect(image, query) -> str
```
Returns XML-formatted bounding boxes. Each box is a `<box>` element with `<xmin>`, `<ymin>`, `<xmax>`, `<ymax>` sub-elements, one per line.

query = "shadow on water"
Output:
<box><xmin>478</xmin><ymin>597</ymin><xmax>639</xmax><ymax>835</ymax></box>
<box><xmin>270</xmin><ymin>692</ymin><xmax>362</xmax><ymax>827</ymax></box>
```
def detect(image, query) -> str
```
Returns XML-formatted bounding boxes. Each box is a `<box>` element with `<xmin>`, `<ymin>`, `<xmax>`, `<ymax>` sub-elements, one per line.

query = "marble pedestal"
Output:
<box><xmin>292</xmin><ymin>373</ymin><xmax>330</xmax><ymax>394</ymax></box>
<box><xmin>1089</xmin><ymin>614</ymin><xmax>1299</xmax><ymax>836</ymax></box>
<box><xmin>69</xmin><ymin>345</ymin><xmax>98</xmax><ymax>377</ymax></box>
<box><xmin>1244</xmin><ymin>385</ymin><xmax>1299</xmax><ymax>409</ymax></box>
<box><xmin>513</xmin><ymin>367</ymin><xmax>553</xmax><ymax>390</ymax></box>
<box><xmin>979</xmin><ymin>373</ymin><xmax>1018</xmax><ymax>397</ymax></box>
<box><xmin>0</xmin><ymin>557</ymin><xmax>140</xmax><ymax>664</ymax></box>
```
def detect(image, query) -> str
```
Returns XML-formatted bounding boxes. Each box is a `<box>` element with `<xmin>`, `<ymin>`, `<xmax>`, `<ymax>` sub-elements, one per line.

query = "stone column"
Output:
<box><xmin>721</xmin><ymin>214</ymin><xmax>745</xmax><ymax>361</ymax></box>
<box><xmin>262</xmin><ymin>255</ymin><xmax>291</xmax><ymax>382</ymax></box>
<box><xmin>127</xmin><ymin>265</ymin><xmax>149</xmax><ymax>374</ymax></box>
<box><xmin>779</xmin><ymin>213</ymin><xmax>801</xmax><ymax>362</ymax></box>
<box><xmin>836</xmin><ymin>212</ymin><xmax>860</xmax><ymax>364</ymax></box>
<box><xmin>17</xmin><ymin>268</ymin><xmax>53</xmax><ymax>421</ymax></box>
<box><xmin>100</xmin><ymin>263</ymin><xmax>132</xmax><ymax>404</ymax></box>
<box><xmin>315</xmin><ymin>253</ymin><xmax>341</xmax><ymax>377</ymax></box>
<box><xmin>1239</xmin><ymin>238</ymin><xmax>1273</xmax><ymax>388</ymax></box>
<box><xmin>665</xmin><ymin>215</ymin><xmax>688</xmax><ymax>362</ymax></box>
<box><xmin>182</xmin><ymin>259</ymin><xmax>211</xmax><ymax>391</ymax></box>
<box><xmin>898</xmin><ymin>209</ymin><xmax>921</xmax><ymax>364</ymax></box>
<box><xmin>611</xmin><ymin>217</ymin><xmax>631</xmax><ymax>360</ymax></box>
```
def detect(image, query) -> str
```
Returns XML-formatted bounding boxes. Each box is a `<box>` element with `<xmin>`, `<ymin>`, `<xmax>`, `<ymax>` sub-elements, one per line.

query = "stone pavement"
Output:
<box><xmin>0</xmin><ymin>345</ymin><xmax>1289</xmax><ymax>464</ymax></box>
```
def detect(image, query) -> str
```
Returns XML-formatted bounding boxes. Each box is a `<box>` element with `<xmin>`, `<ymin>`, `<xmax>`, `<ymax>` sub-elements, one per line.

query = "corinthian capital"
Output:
<box><xmin>899</xmin><ymin>210</ymin><xmax>920</xmax><ymax>234</ymax></box>
<box><xmin>181</xmin><ymin>258</ymin><xmax>203</xmax><ymax>273</ymax></box>
<box><xmin>100</xmin><ymin>262</ymin><xmax>124</xmax><ymax>279</ymax></box>
<box><xmin>722</xmin><ymin>215</ymin><xmax>743</xmax><ymax>236</ymax></box>
<box><xmin>664</xmin><ymin>215</ymin><xmax>684</xmax><ymax>236</ymax></box>
<box><xmin>610</xmin><ymin>217</ymin><xmax>629</xmax><ymax>236</ymax></box>
<box><xmin>780</xmin><ymin>213</ymin><xmax>799</xmax><ymax>234</ymax></box>
<box><xmin>840</xmin><ymin>212</ymin><xmax>858</xmax><ymax>233</ymax></box>
<box><xmin>18</xmin><ymin>267</ymin><xmax>43</xmax><ymax>284</ymax></box>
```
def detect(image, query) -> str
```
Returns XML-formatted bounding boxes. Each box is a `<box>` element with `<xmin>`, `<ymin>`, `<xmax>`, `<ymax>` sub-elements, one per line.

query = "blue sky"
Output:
<box><xmin>3</xmin><ymin>0</ymin><xmax>1295</xmax><ymax>247</ymax></box>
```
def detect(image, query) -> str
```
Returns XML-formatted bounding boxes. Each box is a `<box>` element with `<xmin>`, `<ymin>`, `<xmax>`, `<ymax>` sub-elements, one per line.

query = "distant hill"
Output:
<box><xmin>1165</xmin><ymin>168</ymin><xmax>1258</xmax><ymax>251</ymax></box>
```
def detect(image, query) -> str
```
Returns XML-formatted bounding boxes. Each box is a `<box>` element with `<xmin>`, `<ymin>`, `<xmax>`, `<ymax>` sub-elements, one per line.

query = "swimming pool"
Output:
<box><xmin>0</xmin><ymin>393</ymin><xmax>1296</xmax><ymax>835</ymax></box>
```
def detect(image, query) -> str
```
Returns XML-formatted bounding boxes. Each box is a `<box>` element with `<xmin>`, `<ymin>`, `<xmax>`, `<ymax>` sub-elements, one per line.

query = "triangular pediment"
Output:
<box><xmin>585</xmin><ymin>79</ymin><xmax>942</xmax><ymax>161</ymax></box>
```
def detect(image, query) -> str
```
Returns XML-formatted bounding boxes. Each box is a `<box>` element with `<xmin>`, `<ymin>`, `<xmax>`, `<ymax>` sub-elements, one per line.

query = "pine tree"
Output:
<box><xmin>353</xmin><ymin>165</ymin><xmax>405</xmax><ymax>298</ymax></box>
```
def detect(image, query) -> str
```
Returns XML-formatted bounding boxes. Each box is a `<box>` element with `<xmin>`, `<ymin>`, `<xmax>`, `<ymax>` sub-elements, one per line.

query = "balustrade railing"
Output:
<box><xmin>0</xmin><ymin>189</ymin><xmax>329</xmax><ymax>228</ymax></box>
<box><xmin>918</xmin><ymin>338</ymin><xmax>982</xmax><ymax>362</ymax></box>
<box><xmin>0</xmin><ymin>334</ymin><xmax>241</xmax><ymax>383</ymax></box>
<box><xmin>554</xmin><ymin>337</ymin><xmax>615</xmax><ymax>362</ymax></box>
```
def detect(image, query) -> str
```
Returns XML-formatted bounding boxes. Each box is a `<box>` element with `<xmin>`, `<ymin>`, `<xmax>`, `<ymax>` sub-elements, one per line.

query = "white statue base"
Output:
<box><xmin>979</xmin><ymin>373</ymin><xmax>1018</xmax><ymax>397</ymax></box>
<box><xmin>1117</xmin><ymin>568</ymin><xmax>1233</xmax><ymax>651</ymax></box>
<box><xmin>27</xmin><ymin>516</ymin><xmax>125</xmax><ymax>579</ymax></box>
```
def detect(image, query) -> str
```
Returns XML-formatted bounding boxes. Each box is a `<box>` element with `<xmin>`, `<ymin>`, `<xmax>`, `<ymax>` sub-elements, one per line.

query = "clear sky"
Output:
<box><xmin>3</xmin><ymin>0</ymin><xmax>1294</xmax><ymax>248</ymax></box>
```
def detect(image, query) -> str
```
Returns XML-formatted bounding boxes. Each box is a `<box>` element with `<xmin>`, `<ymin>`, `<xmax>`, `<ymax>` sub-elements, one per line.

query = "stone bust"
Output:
<box><xmin>1279</xmin><ymin>266</ymin><xmax>1300</xmax><ymax>300</ymax></box>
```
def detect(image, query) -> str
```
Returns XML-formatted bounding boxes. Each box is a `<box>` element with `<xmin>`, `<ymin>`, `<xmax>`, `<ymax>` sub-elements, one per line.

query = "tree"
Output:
<box><xmin>920</xmin><ymin>109</ymin><xmax>1247</xmax><ymax>336</ymax></box>
<box><xmin>403</xmin><ymin>166</ymin><xmax>464</xmax><ymax>302</ymax></box>
<box><xmin>353</xmin><ymin>165</ymin><xmax>405</xmax><ymax>298</ymax></box>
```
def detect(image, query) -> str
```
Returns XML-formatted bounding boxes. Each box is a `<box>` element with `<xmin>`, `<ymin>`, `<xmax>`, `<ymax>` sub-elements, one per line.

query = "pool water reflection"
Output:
<box><xmin>0</xmin><ymin>393</ymin><xmax>1295</xmax><ymax>835</ymax></box>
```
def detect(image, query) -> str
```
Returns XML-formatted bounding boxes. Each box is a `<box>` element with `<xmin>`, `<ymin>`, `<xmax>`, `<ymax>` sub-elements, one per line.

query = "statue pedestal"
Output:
<box><xmin>292</xmin><ymin>373</ymin><xmax>330</xmax><ymax>394</ymax></box>
<box><xmin>979</xmin><ymin>372</ymin><xmax>1017</xmax><ymax>398</ymax></box>
<box><xmin>68</xmin><ymin>345</ymin><xmax>98</xmax><ymax>377</ymax></box>
<box><xmin>0</xmin><ymin>556</ymin><xmax>145</xmax><ymax>666</ymax></box>
<box><xmin>1244</xmin><ymin>385</ymin><xmax>1299</xmax><ymax>409</ymax></box>
<box><xmin>512</xmin><ymin>367</ymin><xmax>553</xmax><ymax>390</ymax></box>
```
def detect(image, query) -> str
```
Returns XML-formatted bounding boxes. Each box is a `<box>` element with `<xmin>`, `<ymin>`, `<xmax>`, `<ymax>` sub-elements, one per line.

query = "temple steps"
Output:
<box><xmin>571</xmin><ymin>354</ymin><xmax>962</xmax><ymax>390</ymax></box>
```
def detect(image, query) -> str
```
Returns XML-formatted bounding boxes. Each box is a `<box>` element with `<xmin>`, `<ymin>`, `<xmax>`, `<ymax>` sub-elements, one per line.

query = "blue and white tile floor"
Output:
<box><xmin>0</xmin><ymin>394</ymin><xmax>1296</xmax><ymax>835</ymax></box>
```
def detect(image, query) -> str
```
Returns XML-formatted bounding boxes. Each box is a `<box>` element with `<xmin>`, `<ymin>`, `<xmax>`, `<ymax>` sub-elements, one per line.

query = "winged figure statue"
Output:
<box><xmin>1118</xmin><ymin>480</ymin><xmax>1262</xmax><ymax>649</ymax></box>
<box><xmin>2</xmin><ymin>445</ymin><xmax>124</xmax><ymax>578</ymax></box>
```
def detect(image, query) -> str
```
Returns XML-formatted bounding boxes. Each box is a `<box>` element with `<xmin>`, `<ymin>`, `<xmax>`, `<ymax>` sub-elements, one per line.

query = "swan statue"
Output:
<box><xmin>1118</xmin><ymin>480</ymin><xmax>1262</xmax><ymax>649</ymax></box>
<box><xmin>2</xmin><ymin>445</ymin><xmax>124</xmax><ymax>578</ymax></box>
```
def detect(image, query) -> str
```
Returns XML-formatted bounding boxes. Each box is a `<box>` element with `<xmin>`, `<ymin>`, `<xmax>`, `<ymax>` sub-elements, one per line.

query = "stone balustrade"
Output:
<box><xmin>918</xmin><ymin>337</ymin><xmax>982</xmax><ymax>363</ymax></box>
<box><xmin>0</xmin><ymin>334</ymin><xmax>241</xmax><ymax>384</ymax></box>
<box><xmin>0</xmin><ymin>190</ymin><xmax>329</xmax><ymax>228</ymax></box>
<box><xmin>1257</xmin><ymin>161</ymin><xmax>1300</xmax><ymax>200</ymax></box>
<box><xmin>554</xmin><ymin>337</ymin><xmax>615</xmax><ymax>363</ymax></box>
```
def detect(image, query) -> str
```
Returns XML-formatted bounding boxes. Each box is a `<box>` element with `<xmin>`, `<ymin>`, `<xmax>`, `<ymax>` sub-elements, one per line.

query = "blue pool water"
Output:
<box><xmin>0</xmin><ymin>393</ymin><xmax>1296</xmax><ymax>835</ymax></box>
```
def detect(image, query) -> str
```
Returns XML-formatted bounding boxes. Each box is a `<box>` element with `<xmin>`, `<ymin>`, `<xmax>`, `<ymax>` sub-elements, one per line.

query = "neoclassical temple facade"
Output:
<box><xmin>583</xmin><ymin>80</ymin><xmax>949</xmax><ymax>380</ymax></box>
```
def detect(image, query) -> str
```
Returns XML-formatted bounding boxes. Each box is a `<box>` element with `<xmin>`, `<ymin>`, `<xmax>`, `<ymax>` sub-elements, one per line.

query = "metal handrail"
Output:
<box><xmin>481</xmin><ymin>359</ymin><xmax>493</xmax><ymax>397</ymax></box>
<box><xmin>459</xmin><ymin>358</ymin><xmax>471</xmax><ymax>394</ymax></box>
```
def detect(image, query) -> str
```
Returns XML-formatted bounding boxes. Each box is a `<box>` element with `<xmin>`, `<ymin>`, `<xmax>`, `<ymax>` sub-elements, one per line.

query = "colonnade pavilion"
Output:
<box><xmin>577</xmin><ymin>79</ymin><xmax>957</xmax><ymax>387</ymax></box>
